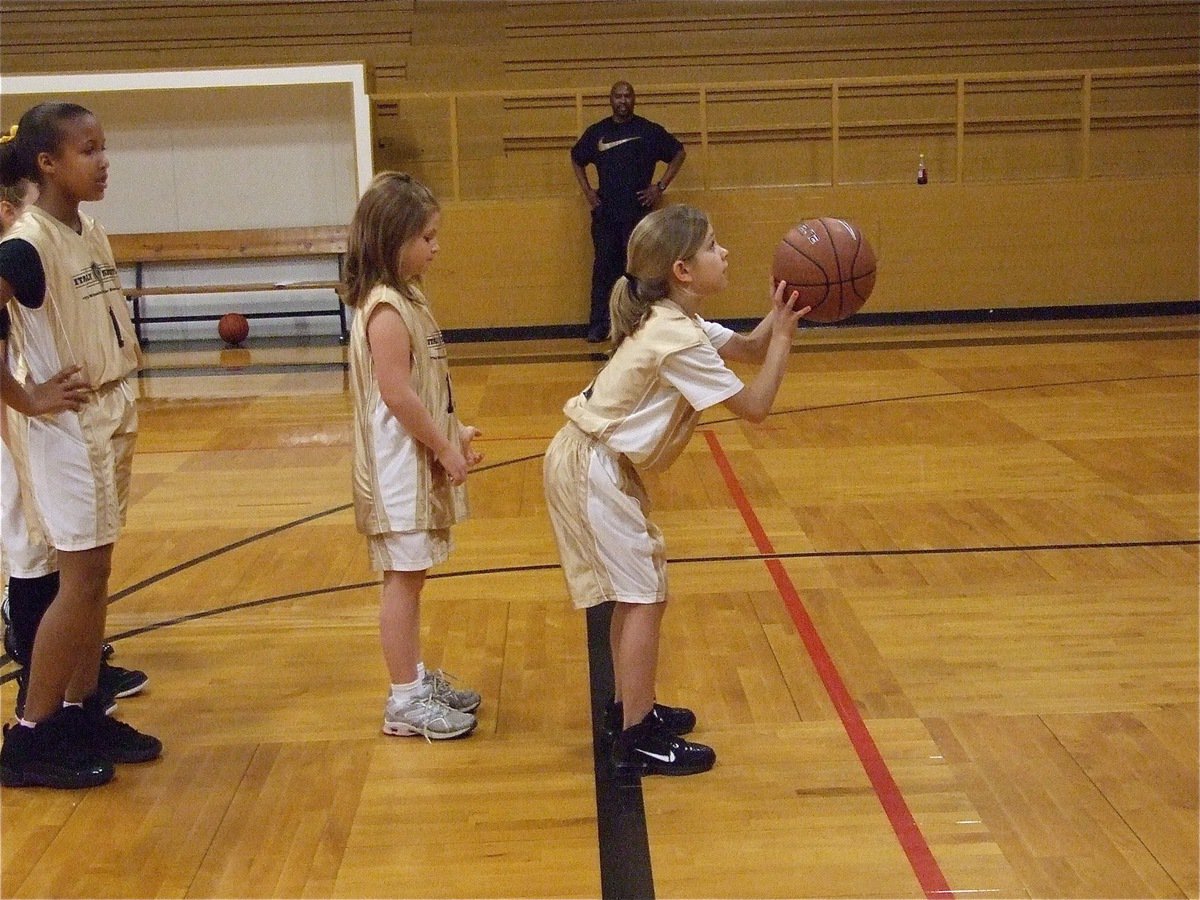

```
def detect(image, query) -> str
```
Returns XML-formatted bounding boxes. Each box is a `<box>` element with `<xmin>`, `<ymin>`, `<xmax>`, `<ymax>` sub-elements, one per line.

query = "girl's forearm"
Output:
<box><xmin>730</xmin><ymin>333</ymin><xmax>792</xmax><ymax>423</ymax></box>
<box><xmin>383</xmin><ymin>388</ymin><xmax>453</xmax><ymax>456</ymax></box>
<box><xmin>0</xmin><ymin>366</ymin><xmax>37</xmax><ymax>416</ymax></box>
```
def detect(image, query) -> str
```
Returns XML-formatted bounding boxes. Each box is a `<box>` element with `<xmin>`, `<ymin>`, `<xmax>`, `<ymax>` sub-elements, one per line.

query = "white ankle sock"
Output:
<box><xmin>16</xmin><ymin>717</ymin><xmax>36</xmax><ymax>729</ymax></box>
<box><xmin>390</xmin><ymin>675</ymin><xmax>422</xmax><ymax>704</ymax></box>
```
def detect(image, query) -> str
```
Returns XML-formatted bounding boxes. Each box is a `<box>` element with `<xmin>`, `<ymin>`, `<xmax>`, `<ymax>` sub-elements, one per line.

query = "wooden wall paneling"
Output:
<box><xmin>371</xmin><ymin>62</ymin><xmax>409</xmax><ymax>92</ymax></box>
<box><xmin>405</xmin><ymin>0</ymin><xmax>506</xmax><ymax>90</ymax></box>
<box><xmin>371</xmin><ymin>94</ymin><xmax>455</xmax><ymax>197</ymax></box>
<box><xmin>0</xmin><ymin>1</ymin><xmax>413</xmax><ymax>76</ymax></box>
<box><xmin>1088</xmin><ymin>70</ymin><xmax>1200</xmax><ymax>178</ymax></box>
<box><xmin>449</xmin><ymin>93</ymin><xmax>461</xmax><ymax>202</ymax></box>
<box><xmin>492</xmin><ymin>93</ymin><xmax>580</xmax><ymax>199</ymax></box>
<box><xmin>424</xmin><ymin>198</ymin><xmax>591</xmax><ymax>330</ymax></box>
<box><xmin>1089</xmin><ymin>120</ymin><xmax>1200</xmax><ymax>179</ymax></box>
<box><xmin>706</xmin><ymin>127</ymin><xmax>833</xmax><ymax>191</ymax></box>
<box><xmin>499</xmin><ymin>1</ymin><xmax>1200</xmax><ymax>88</ymax></box>
<box><xmin>1091</xmin><ymin>69</ymin><xmax>1200</xmax><ymax>115</ymax></box>
<box><xmin>457</xmin><ymin>94</ymin><xmax>510</xmax><ymax>200</ymax></box>
<box><xmin>838</xmin><ymin>79</ymin><xmax>958</xmax><ymax>185</ymax></box>
<box><xmin>705</xmin><ymin>84</ymin><xmax>832</xmax><ymax>188</ymax></box>
<box><xmin>962</xmin><ymin>76</ymin><xmax>1085</xmax><ymax>182</ymax></box>
<box><xmin>358</xmin><ymin>62</ymin><xmax>1197</xmax><ymax>329</ymax></box>
<box><xmin>3</xmin><ymin>1</ymin><xmax>1196</xmax><ymax>91</ymax></box>
<box><xmin>416</xmin><ymin>173</ymin><xmax>1197</xmax><ymax>332</ymax></box>
<box><xmin>501</xmin><ymin>92</ymin><xmax>579</xmax><ymax>140</ymax></box>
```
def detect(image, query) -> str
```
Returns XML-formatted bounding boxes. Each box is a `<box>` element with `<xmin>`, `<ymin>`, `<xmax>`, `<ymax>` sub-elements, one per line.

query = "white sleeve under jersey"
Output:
<box><xmin>660</xmin><ymin>338</ymin><xmax>744</xmax><ymax>413</ymax></box>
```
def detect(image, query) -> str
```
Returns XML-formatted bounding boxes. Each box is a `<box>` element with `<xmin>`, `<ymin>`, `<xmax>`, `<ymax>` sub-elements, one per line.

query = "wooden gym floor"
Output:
<box><xmin>1</xmin><ymin>315</ymin><xmax>1196</xmax><ymax>899</ymax></box>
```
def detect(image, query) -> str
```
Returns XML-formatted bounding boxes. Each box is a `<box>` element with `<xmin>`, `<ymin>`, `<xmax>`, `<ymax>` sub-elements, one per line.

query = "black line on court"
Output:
<box><xmin>107</xmin><ymin>370</ymin><xmax>1195</xmax><ymax>605</ymax></box>
<box><xmin>107</xmin><ymin>452</ymin><xmax>546</xmax><ymax>603</ymax></box>
<box><xmin>3</xmin><ymin>536</ymin><xmax>1194</xmax><ymax>678</ymax></box>
<box><xmin>109</xmin><ymin>504</ymin><xmax>352</xmax><ymax>601</ymax></box>
<box><xmin>699</xmin><ymin>371</ymin><xmax>1198</xmax><ymax>429</ymax></box>
<box><xmin>587</xmin><ymin>602</ymin><xmax>655</xmax><ymax>900</ymax></box>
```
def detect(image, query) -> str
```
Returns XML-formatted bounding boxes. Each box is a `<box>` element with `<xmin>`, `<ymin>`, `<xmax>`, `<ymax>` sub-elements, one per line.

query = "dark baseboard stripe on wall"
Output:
<box><xmin>443</xmin><ymin>300</ymin><xmax>1199</xmax><ymax>344</ymax></box>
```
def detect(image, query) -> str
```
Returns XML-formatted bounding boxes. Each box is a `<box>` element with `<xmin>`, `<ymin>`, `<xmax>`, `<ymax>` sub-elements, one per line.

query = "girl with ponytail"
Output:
<box><xmin>543</xmin><ymin>203</ymin><xmax>810</xmax><ymax>777</ymax></box>
<box><xmin>0</xmin><ymin>102</ymin><xmax>159</xmax><ymax>790</ymax></box>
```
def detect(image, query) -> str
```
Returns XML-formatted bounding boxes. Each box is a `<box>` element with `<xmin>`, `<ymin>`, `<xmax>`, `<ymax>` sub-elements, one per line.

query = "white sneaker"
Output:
<box><xmin>382</xmin><ymin>693</ymin><xmax>476</xmax><ymax>740</ymax></box>
<box><xmin>424</xmin><ymin>668</ymin><xmax>481</xmax><ymax>713</ymax></box>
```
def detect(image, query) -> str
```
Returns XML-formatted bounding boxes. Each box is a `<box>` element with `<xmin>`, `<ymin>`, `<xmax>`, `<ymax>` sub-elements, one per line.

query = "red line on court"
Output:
<box><xmin>702</xmin><ymin>429</ymin><xmax>953</xmax><ymax>900</ymax></box>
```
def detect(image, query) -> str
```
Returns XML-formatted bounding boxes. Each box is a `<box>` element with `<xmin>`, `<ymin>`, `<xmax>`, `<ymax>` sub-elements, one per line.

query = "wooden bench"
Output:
<box><xmin>108</xmin><ymin>225</ymin><xmax>349</xmax><ymax>343</ymax></box>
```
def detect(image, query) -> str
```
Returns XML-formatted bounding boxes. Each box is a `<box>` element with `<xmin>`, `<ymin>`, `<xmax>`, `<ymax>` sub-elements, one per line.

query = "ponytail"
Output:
<box><xmin>609</xmin><ymin>204</ymin><xmax>710</xmax><ymax>348</ymax></box>
<box><xmin>0</xmin><ymin>123</ymin><xmax>26</xmax><ymax>191</ymax></box>
<box><xmin>0</xmin><ymin>102</ymin><xmax>94</xmax><ymax>189</ymax></box>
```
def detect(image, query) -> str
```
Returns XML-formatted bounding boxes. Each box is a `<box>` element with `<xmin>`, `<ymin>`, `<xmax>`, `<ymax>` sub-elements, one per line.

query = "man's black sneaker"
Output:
<box><xmin>0</xmin><ymin>713</ymin><xmax>114</xmax><ymax>789</ymax></box>
<box><xmin>605</xmin><ymin>700</ymin><xmax>696</xmax><ymax>739</ymax></box>
<box><xmin>612</xmin><ymin>713</ymin><xmax>715</xmax><ymax>777</ymax></box>
<box><xmin>98</xmin><ymin>661</ymin><xmax>148</xmax><ymax>700</ymax></box>
<box><xmin>72</xmin><ymin>697</ymin><xmax>162</xmax><ymax>764</ymax></box>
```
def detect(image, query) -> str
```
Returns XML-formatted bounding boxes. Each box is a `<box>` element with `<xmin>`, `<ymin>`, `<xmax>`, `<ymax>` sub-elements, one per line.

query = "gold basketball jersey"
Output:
<box><xmin>2</xmin><ymin>206</ymin><xmax>139</xmax><ymax>390</ymax></box>
<box><xmin>349</xmin><ymin>283</ymin><xmax>469</xmax><ymax>535</ymax></box>
<box><xmin>564</xmin><ymin>301</ymin><xmax>727</xmax><ymax>472</ymax></box>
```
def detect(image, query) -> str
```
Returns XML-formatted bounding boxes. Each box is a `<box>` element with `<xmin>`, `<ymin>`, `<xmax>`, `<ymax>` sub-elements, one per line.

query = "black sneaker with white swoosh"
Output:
<box><xmin>612</xmin><ymin>711</ymin><xmax>715</xmax><ymax>777</ymax></box>
<box><xmin>603</xmin><ymin>699</ymin><xmax>696</xmax><ymax>740</ymax></box>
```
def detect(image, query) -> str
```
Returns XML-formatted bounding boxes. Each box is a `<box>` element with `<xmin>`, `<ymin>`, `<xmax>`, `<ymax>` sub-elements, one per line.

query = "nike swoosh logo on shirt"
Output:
<box><xmin>598</xmin><ymin>136</ymin><xmax>641</xmax><ymax>152</ymax></box>
<box><xmin>635</xmin><ymin>747</ymin><xmax>675</xmax><ymax>763</ymax></box>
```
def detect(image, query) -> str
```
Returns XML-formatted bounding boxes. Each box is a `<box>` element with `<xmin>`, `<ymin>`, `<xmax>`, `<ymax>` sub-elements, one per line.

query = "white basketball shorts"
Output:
<box><xmin>543</xmin><ymin>423</ymin><xmax>667</xmax><ymax>610</ymax></box>
<box><xmin>27</xmin><ymin>378</ymin><xmax>137</xmax><ymax>552</ymax></box>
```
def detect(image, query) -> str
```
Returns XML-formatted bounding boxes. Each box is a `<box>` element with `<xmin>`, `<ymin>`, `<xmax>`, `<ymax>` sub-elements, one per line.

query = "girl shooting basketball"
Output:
<box><xmin>344</xmin><ymin>172</ymin><xmax>484</xmax><ymax>739</ymax></box>
<box><xmin>543</xmin><ymin>203</ymin><xmax>809</xmax><ymax>776</ymax></box>
<box><xmin>0</xmin><ymin>102</ymin><xmax>161</xmax><ymax>789</ymax></box>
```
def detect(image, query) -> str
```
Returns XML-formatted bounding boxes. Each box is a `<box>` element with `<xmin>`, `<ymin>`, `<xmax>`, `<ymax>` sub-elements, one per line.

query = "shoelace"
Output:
<box><xmin>428</xmin><ymin>668</ymin><xmax>459</xmax><ymax>689</ymax></box>
<box><xmin>427</xmin><ymin>669</ymin><xmax>474</xmax><ymax>703</ymax></box>
<box><xmin>407</xmin><ymin>695</ymin><xmax>459</xmax><ymax>743</ymax></box>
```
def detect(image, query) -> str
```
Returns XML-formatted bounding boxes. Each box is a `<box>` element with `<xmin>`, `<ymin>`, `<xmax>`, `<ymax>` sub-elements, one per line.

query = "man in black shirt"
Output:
<box><xmin>571</xmin><ymin>81</ymin><xmax>686</xmax><ymax>342</ymax></box>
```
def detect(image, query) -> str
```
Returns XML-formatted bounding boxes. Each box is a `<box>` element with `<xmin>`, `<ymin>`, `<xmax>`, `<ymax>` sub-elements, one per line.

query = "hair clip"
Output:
<box><xmin>0</xmin><ymin>124</ymin><xmax>17</xmax><ymax>144</ymax></box>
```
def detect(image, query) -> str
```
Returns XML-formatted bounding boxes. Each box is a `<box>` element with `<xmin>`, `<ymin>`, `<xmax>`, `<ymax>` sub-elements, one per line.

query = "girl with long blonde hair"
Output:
<box><xmin>543</xmin><ymin>204</ymin><xmax>809</xmax><ymax>776</ymax></box>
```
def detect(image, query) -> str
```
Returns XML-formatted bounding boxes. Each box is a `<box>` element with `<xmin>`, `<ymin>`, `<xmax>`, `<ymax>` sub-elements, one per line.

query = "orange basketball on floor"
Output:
<box><xmin>218</xmin><ymin>312</ymin><xmax>249</xmax><ymax>345</ymax></box>
<box><xmin>771</xmin><ymin>217</ymin><xmax>877</xmax><ymax>323</ymax></box>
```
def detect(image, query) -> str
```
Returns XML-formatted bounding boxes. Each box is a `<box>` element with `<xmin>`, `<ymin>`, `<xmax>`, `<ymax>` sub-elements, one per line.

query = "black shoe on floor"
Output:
<box><xmin>0</xmin><ymin>712</ymin><xmax>114</xmax><ymax>789</ymax></box>
<box><xmin>15</xmin><ymin>668</ymin><xmax>117</xmax><ymax>720</ymax></box>
<box><xmin>604</xmin><ymin>700</ymin><xmax>696</xmax><ymax>739</ymax></box>
<box><xmin>71</xmin><ymin>697</ymin><xmax>162</xmax><ymax>764</ymax></box>
<box><xmin>98</xmin><ymin>660</ymin><xmax>148</xmax><ymax>700</ymax></box>
<box><xmin>612</xmin><ymin>712</ymin><xmax>715</xmax><ymax>777</ymax></box>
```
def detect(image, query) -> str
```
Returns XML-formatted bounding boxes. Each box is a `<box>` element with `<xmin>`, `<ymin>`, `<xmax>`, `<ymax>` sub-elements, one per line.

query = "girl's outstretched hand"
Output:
<box><xmin>770</xmin><ymin>278</ymin><xmax>811</xmax><ymax>340</ymax></box>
